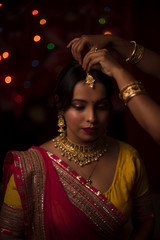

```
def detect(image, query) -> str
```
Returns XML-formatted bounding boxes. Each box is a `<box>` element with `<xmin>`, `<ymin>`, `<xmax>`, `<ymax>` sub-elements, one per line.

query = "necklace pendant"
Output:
<box><xmin>86</xmin><ymin>178</ymin><xmax>92</xmax><ymax>186</ymax></box>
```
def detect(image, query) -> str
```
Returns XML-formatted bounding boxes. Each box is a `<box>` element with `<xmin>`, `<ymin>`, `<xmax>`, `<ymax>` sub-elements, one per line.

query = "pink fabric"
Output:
<box><xmin>39</xmin><ymin>148</ymin><xmax>107</xmax><ymax>240</ymax></box>
<box><xmin>2</xmin><ymin>147</ymin><xmax>127</xmax><ymax>239</ymax></box>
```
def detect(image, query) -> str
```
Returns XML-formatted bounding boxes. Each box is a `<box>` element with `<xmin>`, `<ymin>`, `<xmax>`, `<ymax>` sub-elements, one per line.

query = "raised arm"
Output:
<box><xmin>67</xmin><ymin>34</ymin><xmax>160</xmax><ymax>78</ymax></box>
<box><xmin>79</xmin><ymin>48</ymin><xmax>160</xmax><ymax>143</ymax></box>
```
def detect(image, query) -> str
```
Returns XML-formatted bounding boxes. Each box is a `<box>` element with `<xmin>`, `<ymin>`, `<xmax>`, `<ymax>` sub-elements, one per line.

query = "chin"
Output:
<box><xmin>80</xmin><ymin>134</ymin><xmax>100</xmax><ymax>144</ymax></box>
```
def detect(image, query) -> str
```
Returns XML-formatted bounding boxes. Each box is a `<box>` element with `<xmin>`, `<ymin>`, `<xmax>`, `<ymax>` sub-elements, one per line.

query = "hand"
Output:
<box><xmin>67</xmin><ymin>34</ymin><xmax>112</xmax><ymax>65</ymax></box>
<box><xmin>82</xmin><ymin>48</ymin><xmax>122</xmax><ymax>78</ymax></box>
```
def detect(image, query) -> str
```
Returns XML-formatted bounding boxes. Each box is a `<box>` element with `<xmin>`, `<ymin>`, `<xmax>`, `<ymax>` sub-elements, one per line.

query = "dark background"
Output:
<box><xmin>0</xmin><ymin>0</ymin><xmax>160</xmax><ymax>237</ymax></box>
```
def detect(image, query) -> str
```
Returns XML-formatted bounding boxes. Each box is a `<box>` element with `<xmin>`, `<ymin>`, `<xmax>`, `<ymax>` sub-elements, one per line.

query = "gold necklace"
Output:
<box><xmin>53</xmin><ymin>133</ymin><xmax>109</xmax><ymax>167</ymax></box>
<box><xmin>86</xmin><ymin>161</ymin><xmax>99</xmax><ymax>186</ymax></box>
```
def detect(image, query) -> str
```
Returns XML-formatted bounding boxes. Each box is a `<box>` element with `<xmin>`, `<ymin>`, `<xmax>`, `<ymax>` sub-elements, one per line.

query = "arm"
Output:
<box><xmin>81</xmin><ymin>48</ymin><xmax>160</xmax><ymax>143</ymax></box>
<box><xmin>108</xmin><ymin>35</ymin><xmax>160</xmax><ymax>79</ymax></box>
<box><xmin>67</xmin><ymin>34</ymin><xmax>160</xmax><ymax>78</ymax></box>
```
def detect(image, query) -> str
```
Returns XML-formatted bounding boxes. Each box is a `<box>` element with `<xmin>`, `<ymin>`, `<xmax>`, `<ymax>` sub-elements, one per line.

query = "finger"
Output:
<box><xmin>70</xmin><ymin>40</ymin><xmax>84</xmax><ymax>64</ymax></box>
<box><xmin>71</xmin><ymin>40</ymin><xmax>89</xmax><ymax>65</ymax></box>
<box><xmin>82</xmin><ymin>49</ymin><xmax>101</xmax><ymax>70</ymax></box>
<box><xmin>66</xmin><ymin>38</ymin><xmax>80</xmax><ymax>48</ymax></box>
<box><xmin>87</xmin><ymin>56</ymin><xmax>103</xmax><ymax>72</ymax></box>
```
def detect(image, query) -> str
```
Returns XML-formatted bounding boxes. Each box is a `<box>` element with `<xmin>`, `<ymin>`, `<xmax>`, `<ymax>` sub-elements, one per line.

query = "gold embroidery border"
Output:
<box><xmin>14</xmin><ymin>149</ymin><xmax>46</xmax><ymax>239</ymax></box>
<box><xmin>0</xmin><ymin>203</ymin><xmax>24</xmax><ymax>236</ymax></box>
<box><xmin>48</xmin><ymin>153</ymin><xmax>127</xmax><ymax>238</ymax></box>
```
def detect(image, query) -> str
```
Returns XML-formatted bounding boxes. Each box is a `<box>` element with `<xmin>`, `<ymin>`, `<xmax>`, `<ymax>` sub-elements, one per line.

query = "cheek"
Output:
<box><xmin>99</xmin><ymin>111</ymin><xmax>110</xmax><ymax>125</ymax></box>
<box><xmin>64</xmin><ymin>110</ymin><xmax>81</xmax><ymax>126</ymax></box>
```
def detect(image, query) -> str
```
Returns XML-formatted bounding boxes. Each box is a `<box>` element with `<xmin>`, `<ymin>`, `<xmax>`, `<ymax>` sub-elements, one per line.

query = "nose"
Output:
<box><xmin>86</xmin><ymin>107</ymin><xmax>97</xmax><ymax>124</ymax></box>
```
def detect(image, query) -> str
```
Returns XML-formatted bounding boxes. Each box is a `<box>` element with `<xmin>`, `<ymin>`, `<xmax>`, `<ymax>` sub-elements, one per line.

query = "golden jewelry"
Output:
<box><xmin>130</xmin><ymin>44</ymin><xmax>144</xmax><ymax>64</ymax></box>
<box><xmin>94</xmin><ymin>47</ymin><xmax>98</xmax><ymax>52</ymax></box>
<box><xmin>57</xmin><ymin>114</ymin><xmax>65</xmax><ymax>133</ymax></box>
<box><xmin>85</xmin><ymin>73</ymin><xmax>95</xmax><ymax>88</ymax></box>
<box><xmin>125</xmin><ymin>41</ymin><xmax>144</xmax><ymax>64</ymax></box>
<box><xmin>86</xmin><ymin>161</ymin><xmax>99</xmax><ymax>186</ymax></box>
<box><xmin>125</xmin><ymin>41</ymin><xmax>137</xmax><ymax>62</ymax></box>
<box><xmin>119</xmin><ymin>81</ymin><xmax>146</xmax><ymax>105</ymax></box>
<box><xmin>53</xmin><ymin>133</ymin><xmax>109</xmax><ymax>167</ymax></box>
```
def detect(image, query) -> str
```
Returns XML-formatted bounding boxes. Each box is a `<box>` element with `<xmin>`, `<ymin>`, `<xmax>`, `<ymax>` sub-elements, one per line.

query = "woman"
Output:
<box><xmin>0</xmin><ymin>62</ymin><xmax>154</xmax><ymax>239</ymax></box>
<box><xmin>67</xmin><ymin>34</ymin><xmax>160</xmax><ymax>143</ymax></box>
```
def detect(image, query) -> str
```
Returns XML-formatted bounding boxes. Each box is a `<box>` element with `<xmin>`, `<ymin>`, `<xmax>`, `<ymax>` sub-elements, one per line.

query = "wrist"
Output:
<box><xmin>112</xmin><ymin>67</ymin><xmax>136</xmax><ymax>89</ymax></box>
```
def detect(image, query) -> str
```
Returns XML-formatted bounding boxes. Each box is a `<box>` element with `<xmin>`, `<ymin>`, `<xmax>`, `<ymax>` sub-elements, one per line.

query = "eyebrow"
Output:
<box><xmin>72</xmin><ymin>98</ymin><xmax>108</xmax><ymax>103</ymax></box>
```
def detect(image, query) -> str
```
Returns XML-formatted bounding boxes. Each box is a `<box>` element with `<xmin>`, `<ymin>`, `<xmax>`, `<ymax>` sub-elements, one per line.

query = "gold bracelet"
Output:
<box><xmin>119</xmin><ymin>81</ymin><xmax>139</xmax><ymax>100</ymax></box>
<box><xmin>130</xmin><ymin>44</ymin><xmax>145</xmax><ymax>64</ymax></box>
<box><xmin>119</xmin><ymin>82</ymin><xmax>146</xmax><ymax>105</ymax></box>
<box><xmin>125</xmin><ymin>41</ymin><xmax>137</xmax><ymax>62</ymax></box>
<box><xmin>125</xmin><ymin>41</ymin><xmax>145</xmax><ymax>64</ymax></box>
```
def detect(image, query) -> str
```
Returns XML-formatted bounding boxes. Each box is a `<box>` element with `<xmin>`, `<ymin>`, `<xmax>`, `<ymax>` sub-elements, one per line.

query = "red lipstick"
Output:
<box><xmin>82</xmin><ymin>127</ymin><xmax>96</xmax><ymax>134</ymax></box>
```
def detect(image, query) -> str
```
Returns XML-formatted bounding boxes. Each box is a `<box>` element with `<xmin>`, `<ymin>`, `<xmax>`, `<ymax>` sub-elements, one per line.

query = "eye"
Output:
<box><xmin>96</xmin><ymin>103</ymin><xmax>109</xmax><ymax>110</ymax></box>
<box><xmin>71</xmin><ymin>104</ymin><xmax>85</xmax><ymax>111</ymax></box>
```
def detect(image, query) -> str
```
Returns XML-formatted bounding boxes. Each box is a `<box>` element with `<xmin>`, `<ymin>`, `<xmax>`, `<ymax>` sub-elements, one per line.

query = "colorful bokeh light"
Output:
<box><xmin>47</xmin><ymin>43</ymin><xmax>55</xmax><ymax>50</ymax></box>
<box><xmin>99</xmin><ymin>18</ymin><xmax>106</xmax><ymax>24</ymax></box>
<box><xmin>34</xmin><ymin>35</ymin><xmax>41</xmax><ymax>42</ymax></box>
<box><xmin>32</xmin><ymin>59</ymin><xmax>39</xmax><ymax>67</ymax></box>
<box><xmin>2</xmin><ymin>51</ymin><xmax>9</xmax><ymax>59</ymax></box>
<box><xmin>40</xmin><ymin>19</ymin><xmax>46</xmax><ymax>25</ymax></box>
<box><xmin>32</xmin><ymin>10</ymin><xmax>39</xmax><ymax>16</ymax></box>
<box><xmin>104</xmin><ymin>31</ymin><xmax>112</xmax><ymax>35</ymax></box>
<box><xmin>15</xmin><ymin>95</ymin><xmax>23</xmax><ymax>103</ymax></box>
<box><xmin>5</xmin><ymin>76</ymin><xmax>12</xmax><ymax>84</ymax></box>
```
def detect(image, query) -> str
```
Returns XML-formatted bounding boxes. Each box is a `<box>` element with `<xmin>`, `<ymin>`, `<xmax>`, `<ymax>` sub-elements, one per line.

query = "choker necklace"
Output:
<box><xmin>53</xmin><ymin>133</ymin><xmax>109</xmax><ymax>167</ymax></box>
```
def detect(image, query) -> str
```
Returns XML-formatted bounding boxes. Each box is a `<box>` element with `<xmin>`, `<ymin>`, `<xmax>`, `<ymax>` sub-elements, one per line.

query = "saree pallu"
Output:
<box><xmin>0</xmin><ymin>147</ymin><xmax>127</xmax><ymax>239</ymax></box>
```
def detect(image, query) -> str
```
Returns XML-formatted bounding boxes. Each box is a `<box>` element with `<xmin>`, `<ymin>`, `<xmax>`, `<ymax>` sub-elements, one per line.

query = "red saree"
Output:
<box><xmin>0</xmin><ymin>147</ymin><xmax>127</xmax><ymax>239</ymax></box>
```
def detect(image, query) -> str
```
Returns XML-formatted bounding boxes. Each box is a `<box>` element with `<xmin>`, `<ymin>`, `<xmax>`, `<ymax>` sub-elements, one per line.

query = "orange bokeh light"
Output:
<box><xmin>32</xmin><ymin>10</ymin><xmax>39</xmax><ymax>16</ymax></box>
<box><xmin>0</xmin><ymin>3</ymin><xmax>3</xmax><ymax>7</ymax></box>
<box><xmin>104</xmin><ymin>31</ymin><xmax>112</xmax><ymax>35</ymax></box>
<box><xmin>34</xmin><ymin>35</ymin><xmax>41</xmax><ymax>42</ymax></box>
<box><xmin>5</xmin><ymin>76</ymin><xmax>12</xmax><ymax>84</ymax></box>
<box><xmin>0</xmin><ymin>55</ymin><xmax>2</xmax><ymax>61</ymax></box>
<box><xmin>40</xmin><ymin>19</ymin><xmax>46</xmax><ymax>25</ymax></box>
<box><xmin>2</xmin><ymin>51</ymin><xmax>9</xmax><ymax>59</ymax></box>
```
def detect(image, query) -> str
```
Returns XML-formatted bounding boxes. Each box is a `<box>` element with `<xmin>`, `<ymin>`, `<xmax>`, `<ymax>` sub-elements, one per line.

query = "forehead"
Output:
<box><xmin>72</xmin><ymin>81</ymin><xmax>107</xmax><ymax>100</ymax></box>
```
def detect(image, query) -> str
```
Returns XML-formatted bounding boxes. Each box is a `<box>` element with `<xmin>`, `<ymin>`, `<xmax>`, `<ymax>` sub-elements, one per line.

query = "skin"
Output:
<box><xmin>42</xmin><ymin>80</ymin><xmax>154</xmax><ymax>239</ymax></box>
<box><xmin>63</xmin><ymin>80</ymin><xmax>111</xmax><ymax>144</ymax></box>
<box><xmin>42</xmin><ymin>81</ymin><xmax>120</xmax><ymax>194</ymax></box>
<box><xmin>67</xmin><ymin>34</ymin><xmax>160</xmax><ymax>144</ymax></box>
<box><xmin>0</xmin><ymin>81</ymin><xmax>154</xmax><ymax>239</ymax></box>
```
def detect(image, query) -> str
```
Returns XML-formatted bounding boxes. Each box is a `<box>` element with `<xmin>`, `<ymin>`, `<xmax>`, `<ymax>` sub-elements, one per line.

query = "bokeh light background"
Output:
<box><xmin>0</xmin><ymin>0</ymin><xmax>160</xmax><ymax>236</ymax></box>
<box><xmin>0</xmin><ymin>1</ymin><xmax>160</xmax><ymax>232</ymax></box>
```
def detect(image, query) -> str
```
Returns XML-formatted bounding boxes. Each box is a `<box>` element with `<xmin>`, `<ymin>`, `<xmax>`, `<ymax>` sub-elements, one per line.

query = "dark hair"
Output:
<box><xmin>55</xmin><ymin>61</ymin><xmax>114</xmax><ymax>111</ymax></box>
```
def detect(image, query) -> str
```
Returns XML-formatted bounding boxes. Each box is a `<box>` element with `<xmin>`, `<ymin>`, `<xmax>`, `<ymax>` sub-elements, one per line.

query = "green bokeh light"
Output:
<box><xmin>98</xmin><ymin>18</ymin><xmax>106</xmax><ymax>24</ymax></box>
<box><xmin>47</xmin><ymin>43</ymin><xmax>55</xmax><ymax>50</ymax></box>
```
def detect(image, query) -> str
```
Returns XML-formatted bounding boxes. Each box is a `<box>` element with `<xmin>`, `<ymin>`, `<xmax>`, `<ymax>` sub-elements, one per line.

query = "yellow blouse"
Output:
<box><xmin>4</xmin><ymin>141</ymin><xmax>149</xmax><ymax>216</ymax></box>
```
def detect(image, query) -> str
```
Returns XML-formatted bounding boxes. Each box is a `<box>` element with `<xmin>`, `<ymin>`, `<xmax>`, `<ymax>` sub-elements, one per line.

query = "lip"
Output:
<box><xmin>82</xmin><ymin>127</ymin><xmax>97</xmax><ymax>134</ymax></box>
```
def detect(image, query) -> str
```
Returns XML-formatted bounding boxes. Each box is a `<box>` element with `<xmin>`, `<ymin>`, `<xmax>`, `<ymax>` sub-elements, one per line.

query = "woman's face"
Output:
<box><xmin>64</xmin><ymin>80</ymin><xmax>111</xmax><ymax>144</ymax></box>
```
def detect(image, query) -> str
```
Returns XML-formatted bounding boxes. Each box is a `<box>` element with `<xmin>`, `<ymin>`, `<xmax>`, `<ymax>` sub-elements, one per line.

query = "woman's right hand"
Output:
<box><xmin>67</xmin><ymin>34</ymin><xmax>112</xmax><ymax>65</ymax></box>
<box><xmin>82</xmin><ymin>48</ymin><xmax>122</xmax><ymax>78</ymax></box>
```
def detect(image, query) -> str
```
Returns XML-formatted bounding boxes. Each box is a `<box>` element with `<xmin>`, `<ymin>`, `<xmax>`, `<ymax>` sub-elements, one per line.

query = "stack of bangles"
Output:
<box><xmin>119</xmin><ymin>81</ymin><xmax>146</xmax><ymax>105</ymax></box>
<box><xmin>125</xmin><ymin>40</ymin><xmax>145</xmax><ymax>64</ymax></box>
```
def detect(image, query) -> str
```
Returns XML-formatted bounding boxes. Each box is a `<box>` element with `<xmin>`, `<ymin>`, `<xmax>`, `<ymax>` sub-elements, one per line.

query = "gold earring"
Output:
<box><xmin>57</xmin><ymin>114</ymin><xmax>65</xmax><ymax>133</ymax></box>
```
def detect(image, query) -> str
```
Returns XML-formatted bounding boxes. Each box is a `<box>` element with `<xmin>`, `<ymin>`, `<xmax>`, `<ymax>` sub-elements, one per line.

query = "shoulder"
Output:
<box><xmin>118</xmin><ymin>140</ymin><xmax>140</xmax><ymax>159</ymax></box>
<box><xmin>40</xmin><ymin>138</ymin><xmax>60</xmax><ymax>157</ymax></box>
<box><xmin>107</xmin><ymin>137</ymin><xmax>139</xmax><ymax>159</ymax></box>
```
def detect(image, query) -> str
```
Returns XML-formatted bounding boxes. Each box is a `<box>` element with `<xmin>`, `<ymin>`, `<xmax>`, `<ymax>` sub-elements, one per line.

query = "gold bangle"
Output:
<box><xmin>119</xmin><ymin>82</ymin><xmax>146</xmax><ymax>105</ymax></box>
<box><xmin>125</xmin><ymin>41</ymin><xmax>137</xmax><ymax>62</ymax></box>
<box><xmin>119</xmin><ymin>81</ymin><xmax>139</xmax><ymax>100</ymax></box>
<box><xmin>130</xmin><ymin>44</ymin><xmax>145</xmax><ymax>64</ymax></box>
<box><xmin>125</xmin><ymin>41</ymin><xmax>145</xmax><ymax>64</ymax></box>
